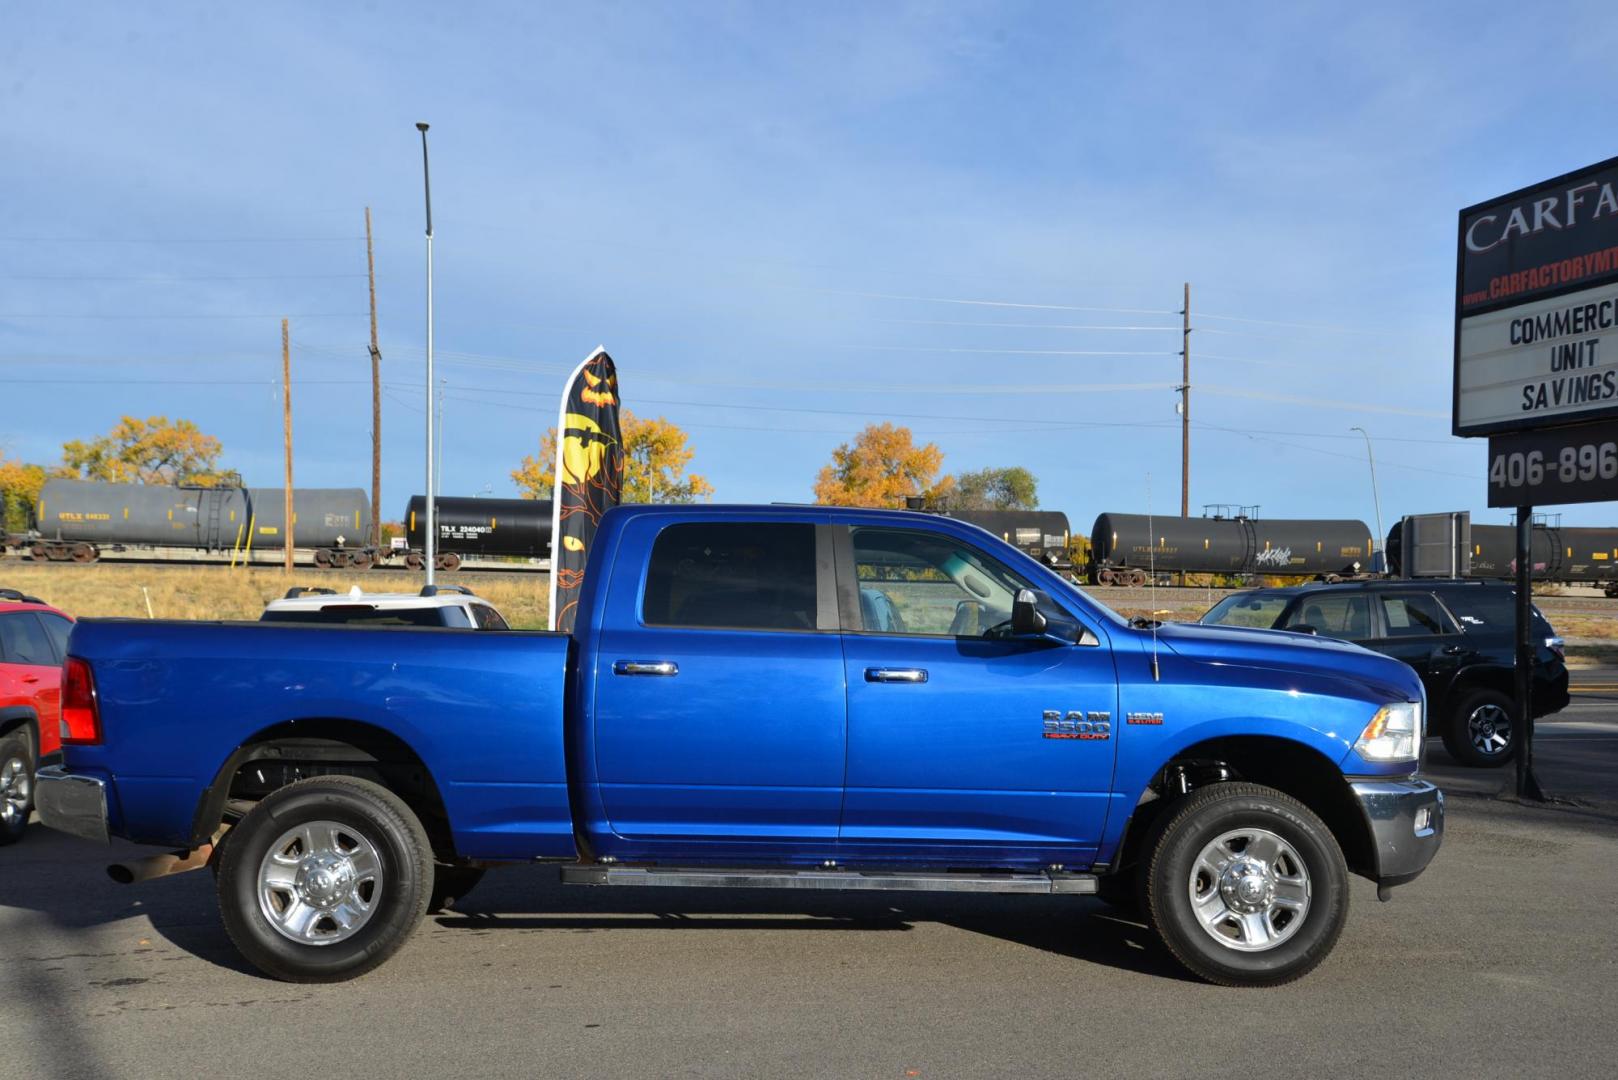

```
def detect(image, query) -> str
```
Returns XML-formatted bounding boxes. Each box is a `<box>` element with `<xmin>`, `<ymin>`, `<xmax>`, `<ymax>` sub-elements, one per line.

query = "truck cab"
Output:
<box><xmin>36</xmin><ymin>505</ymin><xmax>1443</xmax><ymax>987</ymax></box>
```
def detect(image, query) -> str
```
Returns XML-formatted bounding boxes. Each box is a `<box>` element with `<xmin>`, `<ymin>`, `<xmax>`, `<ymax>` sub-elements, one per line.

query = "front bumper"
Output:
<box><xmin>1350</xmin><ymin>778</ymin><xmax>1443</xmax><ymax>890</ymax></box>
<box><xmin>34</xmin><ymin>766</ymin><xmax>111</xmax><ymax>844</ymax></box>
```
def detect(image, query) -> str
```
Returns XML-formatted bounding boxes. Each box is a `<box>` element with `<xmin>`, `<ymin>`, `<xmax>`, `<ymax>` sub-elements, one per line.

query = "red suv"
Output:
<box><xmin>0</xmin><ymin>589</ymin><xmax>73</xmax><ymax>844</ymax></box>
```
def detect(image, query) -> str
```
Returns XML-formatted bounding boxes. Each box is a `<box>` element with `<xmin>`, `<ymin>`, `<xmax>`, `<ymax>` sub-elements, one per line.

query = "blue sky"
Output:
<box><xmin>6</xmin><ymin>1</ymin><xmax>1618</xmax><ymax>532</ymax></box>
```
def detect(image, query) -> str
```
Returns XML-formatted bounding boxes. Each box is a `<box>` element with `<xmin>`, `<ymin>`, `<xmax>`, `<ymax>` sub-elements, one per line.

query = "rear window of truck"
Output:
<box><xmin>642</xmin><ymin>522</ymin><xmax>818</xmax><ymax>631</ymax></box>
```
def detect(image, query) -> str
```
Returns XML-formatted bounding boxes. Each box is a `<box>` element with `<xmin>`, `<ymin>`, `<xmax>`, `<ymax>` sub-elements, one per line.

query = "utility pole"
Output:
<box><xmin>1180</xmin><ymin>282</ymin><xmax>1191</xmax><ymax>518</ymax></box>
<box><xmin>281</xmin><ymin>318</ymin><xmax>294</xmax><ymax>573</ymax></box>
<box><xmin>416</xmin><ymin>122</ymin><xmax>436</xmax><ymax>585</ymax></box>
<box><xmin>365</xmin><ymin>207</ymin><xmax>382</xmax><ymax>550</ymax></box>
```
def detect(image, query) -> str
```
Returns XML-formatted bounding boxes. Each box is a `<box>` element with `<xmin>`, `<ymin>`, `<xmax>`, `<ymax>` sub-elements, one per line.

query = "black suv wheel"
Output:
<box><xmin>1442</xmin><ymin>687</ymin><xmax>1517</xmax><ymax>767</ymax></box>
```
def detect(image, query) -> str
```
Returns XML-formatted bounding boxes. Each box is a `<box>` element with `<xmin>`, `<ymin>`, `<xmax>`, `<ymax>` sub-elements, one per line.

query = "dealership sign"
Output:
<box><xmin>1455</xmin><ymin>155</ymin><xmax>1618</xmax><ymax>438</ymax></box>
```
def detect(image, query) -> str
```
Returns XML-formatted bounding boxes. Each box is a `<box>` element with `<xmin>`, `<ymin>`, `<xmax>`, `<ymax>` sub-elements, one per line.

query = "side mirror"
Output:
<box><xmin>1012</xmin><ymin>589</ymin><xmax>1047</xmax><ymax>637</ymax></box>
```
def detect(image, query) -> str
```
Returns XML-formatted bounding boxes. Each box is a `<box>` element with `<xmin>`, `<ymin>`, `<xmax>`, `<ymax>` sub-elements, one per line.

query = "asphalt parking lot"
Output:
<box><xmin>4</xmin><ymin>686</ymin><xmax>1616</xmax><ymax>1080</ymax></box>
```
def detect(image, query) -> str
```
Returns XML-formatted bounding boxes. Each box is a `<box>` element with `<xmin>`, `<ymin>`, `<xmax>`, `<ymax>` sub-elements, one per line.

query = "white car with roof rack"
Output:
<box><xmin>260</xmin><ymin>585</ymin><xmax>510</xmax><ymax>630</ymax></box>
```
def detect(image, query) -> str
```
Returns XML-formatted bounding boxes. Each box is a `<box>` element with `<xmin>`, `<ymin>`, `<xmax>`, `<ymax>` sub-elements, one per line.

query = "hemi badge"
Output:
<box><xmin>1126</xmin><ymin>712</ymin><xmax>1164</xmax><ymax>726</ymax></box>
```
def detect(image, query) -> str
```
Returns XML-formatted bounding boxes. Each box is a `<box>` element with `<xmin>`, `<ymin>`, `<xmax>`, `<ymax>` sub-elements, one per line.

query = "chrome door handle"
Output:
<box><xmin>865</xmin><ymin>667</ymin><xmax>928</xmax><ymax>684</ymax></box>
<box><xmin>613</xmin><ymin>660</ymin><xmax>679</xmax><ymax>677</ymax></box>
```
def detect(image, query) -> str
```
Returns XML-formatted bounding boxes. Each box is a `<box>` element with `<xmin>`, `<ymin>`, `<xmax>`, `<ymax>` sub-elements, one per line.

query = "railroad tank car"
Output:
<box><xmin>940</xmin><ymin>509</ymin><xmax>1072</xmax><ymax>568</ymax></box>
<box><xmin>1090</xmin><ymin>512</ymin><xmax>1373</xmax><ymax>584</ymax></box>
<box><xmin>31</xmin><ymin>479</ymin><xmax>369</xmax><ymax>564</ymax></box>
<box><xmin>402</xmin><ymin>495</ymin><xmax>552</xmax><ymax>570</ymax></box>
<box><xmin>1390</xmin><ymin>516</ymin><xmax>1618</xmax><ymax>592</ymax></box>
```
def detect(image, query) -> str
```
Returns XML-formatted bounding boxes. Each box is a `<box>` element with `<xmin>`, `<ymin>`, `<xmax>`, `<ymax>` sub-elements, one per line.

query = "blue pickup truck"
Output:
<box><xmin>36</xmin><ymin>505</ymin><xmax>1443</xmax><ymax>987</ymax></box>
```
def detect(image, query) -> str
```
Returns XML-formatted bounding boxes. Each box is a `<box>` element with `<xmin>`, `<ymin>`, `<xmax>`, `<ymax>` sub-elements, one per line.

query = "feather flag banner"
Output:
<box><xmin>548</xmin><ymin>346</ymin><xmax>623</xmax><ymax>632</ymax></box>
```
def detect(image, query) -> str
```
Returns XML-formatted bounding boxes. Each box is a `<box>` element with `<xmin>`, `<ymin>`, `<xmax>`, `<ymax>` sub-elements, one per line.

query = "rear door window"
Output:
<box><xmin>642</xmin><ymin>522</ymin><xmax>821</xmax><ymax>632</ymax></box>
<box><xmin>471</xmin><ymin>604</ymin><xmax>509</xmax><ymax>630</ymax></box>
<box><xmin>1377</xmin><ymin>593</ymin><xmax>1456</xmax><ymax>638</ymax></box>
<box><xmin>0</xmin><ymin>612</ymin><xmax>57</xmax><ymax>665</ymax></box>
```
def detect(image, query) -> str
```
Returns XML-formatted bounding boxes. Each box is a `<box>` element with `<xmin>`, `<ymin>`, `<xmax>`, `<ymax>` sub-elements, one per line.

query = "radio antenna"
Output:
<box><xmin>1148</xmin><ymin>473</ymin><xmax>1161</xmax><ymax>681</ymax></box>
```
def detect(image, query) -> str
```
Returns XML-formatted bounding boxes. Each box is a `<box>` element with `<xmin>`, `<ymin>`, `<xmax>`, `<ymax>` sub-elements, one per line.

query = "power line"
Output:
<box><xmin>1193</xmin><ymin>311</ymin><xmax>1402</xmax><ymax>337</ymax></box>
<box><xmin>7</xmin><ymin>378</ymin><xmax>370</xmax><ymax>386</ymax></box>
<box><xmin>860</xmin><ymin>345</ymin><xmax>1177</xmax><ymax>357</ymax></box>
<box><xmin>1199</xmin><ymin>384</ymin><xmax>1448</xmax><ymax>420</ymax></box>
<box><xmin>0</xmin><ymin>236</ymin><xmax>366</xmax><ymax>244</ymax></box>
<box><xmin>875</xmin><ymin>318</ymin><xmax>1180</xmax><ymax>331</ymax></box>
<box><xmin>0</xmin><ymin>312</ymin><xmax>367</xmax><ymax>319</ymax></box>
<box><xmin>1196</xmin><ymin>424</ymin><xmax>1474</xmax><ymax>480</ymax></box>
<box><xmin>0</xmin><ymin>273</ymin><xmax>368</xmax><ymax>282</ymax></box>
<box><xmin>815</xmin><ymin>288</ymin><xmax>1177</xmax><ymax>315</ymax></box>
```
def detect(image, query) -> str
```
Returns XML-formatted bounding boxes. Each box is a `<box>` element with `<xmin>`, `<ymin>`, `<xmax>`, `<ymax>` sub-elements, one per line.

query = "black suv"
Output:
<box><xmin>1200</xmin><ymin>579</ymin><xmax>1570</xmax><ymax>768</ymax></box>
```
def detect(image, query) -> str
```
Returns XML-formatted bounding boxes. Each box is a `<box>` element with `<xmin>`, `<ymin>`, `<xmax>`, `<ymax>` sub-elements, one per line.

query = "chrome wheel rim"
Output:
<box><xmin>257</xmin><ymin>821</ymin><xmax>384</xmax><ymax>946</ymax></box>
<box><xmin>1468</xmin><ymin>703</ymin><xmax>1513</xmax><ymax>756</ymax></box>
<box><xmin>0</xmin><ymin>756</ymin><xmax>29</xmax><ymax>829</ymax></box>
<box><xmin>1188</xmin><ymin>827</ymin><xmax>1311</xmax><ymax>953</ymax></box>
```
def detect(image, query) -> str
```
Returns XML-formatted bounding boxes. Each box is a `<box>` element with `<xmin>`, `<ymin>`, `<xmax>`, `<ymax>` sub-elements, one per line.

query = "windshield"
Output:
<box><xmin>1201</xmin><ymin>593</ymin><xmax>1289</xmax><ymax>629</ymax></box>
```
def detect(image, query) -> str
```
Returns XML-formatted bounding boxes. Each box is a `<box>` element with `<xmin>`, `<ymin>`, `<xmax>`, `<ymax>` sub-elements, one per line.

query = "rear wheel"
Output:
<box><xmin>1144</xmin><ymin>782</ymin><xmax>1348</xmax><ymax>987</ymax></box>
<box><xmin>1442</xmin><ymin>687</ymin><xmax>1516</xmax><ymax>767</ymax></box>
<box><xmin>435</xmin><ymin>552</ymin><xmax>461</xmax><ymax>572</ymax></box>
<box><xmin>69</xmin><ymin>543</ymin><xmax>97</xmax><ymax>564</ymax></box>
<box><xmin>216</xmin><ymin>776</ymin><xmax>433</xmax><ymax>982</ymax></box>
<box><xmin>0</xmin><ymin>732</ymin><xmax>33</xmax><ymax>846</ymax></box>
<box><xmin>349</xmin><ymin>551</ymin><xmax>375</xmax><ymax>571</ymax></box>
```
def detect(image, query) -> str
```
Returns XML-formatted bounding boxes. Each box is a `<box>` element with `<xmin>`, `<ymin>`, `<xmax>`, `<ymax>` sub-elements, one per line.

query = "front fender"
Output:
<box><xmin>1098</xmin><ymin>644</ymin><xmax>1405</xmax><ymax>863</ymax></box>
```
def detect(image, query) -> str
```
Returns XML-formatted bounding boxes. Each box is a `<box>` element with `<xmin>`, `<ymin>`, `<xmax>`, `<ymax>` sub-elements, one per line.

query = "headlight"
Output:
<box><xmin>1354</xmin><ymin>702</ymin><xmax>1421</xmax><ymax>762</ymax></box>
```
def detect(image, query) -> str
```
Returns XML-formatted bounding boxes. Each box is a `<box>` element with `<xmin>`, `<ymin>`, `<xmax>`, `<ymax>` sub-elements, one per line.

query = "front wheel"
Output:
<box><xmin>1144</xmin><ymin>782</ymin><xmax>1348</xmax><ymax>987</ymax></box>
<box><xmin>216</xmin><ymin>776</ymin><xmax>433</xmax><ymax>982</ymax></box>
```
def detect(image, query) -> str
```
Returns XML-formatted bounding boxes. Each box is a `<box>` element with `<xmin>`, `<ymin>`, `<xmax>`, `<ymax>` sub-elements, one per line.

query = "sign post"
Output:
<box><xmin>1455</xmin><ymin>154</ymin><xmax>1618</xmax><ymax>799</ymax></box>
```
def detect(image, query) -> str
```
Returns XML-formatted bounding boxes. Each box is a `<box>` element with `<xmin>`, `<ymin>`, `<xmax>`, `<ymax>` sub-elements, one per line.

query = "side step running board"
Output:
<box><xmin>560</xmin><ymin>865</ymin><xmax>1097</xmax><ymax>895</ymax></box>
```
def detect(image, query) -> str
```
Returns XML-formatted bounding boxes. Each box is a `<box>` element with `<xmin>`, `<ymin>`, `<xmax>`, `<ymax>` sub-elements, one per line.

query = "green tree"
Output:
<box><xmin>948</xmin><ymin>466</ymin><xmax>1039</xmax><ymax>511</ymax></box>
<box><xmin>60</xmin><ymin>416</ymin><xmax>239</xmax><ymax>486</ymax></box>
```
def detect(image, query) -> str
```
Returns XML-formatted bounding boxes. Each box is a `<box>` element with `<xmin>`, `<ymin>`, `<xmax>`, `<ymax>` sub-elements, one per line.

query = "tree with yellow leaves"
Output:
<box><xmin>0</xmin><ymin>452</ymin><xmax>55</xmax><ymax>533</ymax></box>
<box><xmin>60</xmin><ymin>416</ymin><xmax>240</xmax><ymax>487</ymax></box>
<box><xmin>512</xmin><ymin>410</ymin><xmax>714</xmax><ymax>504</ymax></box>
<box><xmin>813</xmin><ymin>423</ymin><xmax>953</xmax><ymax>508</ymax></box>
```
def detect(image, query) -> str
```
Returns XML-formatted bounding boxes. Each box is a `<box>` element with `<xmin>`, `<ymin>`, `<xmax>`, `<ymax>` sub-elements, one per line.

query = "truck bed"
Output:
<box><xmin>65</xmin><ymin>619</ymin><xmax>575</xmax><ymax>859</ymax></box>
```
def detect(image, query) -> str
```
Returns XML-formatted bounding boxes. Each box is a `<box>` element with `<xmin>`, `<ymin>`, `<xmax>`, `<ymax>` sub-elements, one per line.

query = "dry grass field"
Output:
<box><xmin>0</xmin><ymin>563</ymin><xmax>551</xmax><ymax>628</ymax></box>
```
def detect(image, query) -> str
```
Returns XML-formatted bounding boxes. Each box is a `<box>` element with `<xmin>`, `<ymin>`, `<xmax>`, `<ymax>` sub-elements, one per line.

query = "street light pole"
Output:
<box><xmin>1350</xmin><ymin>426</ymin><xmax>1384</xmax><ymax>571</ymax></box>
<box><xmin>416</xmin><ymin>122</ymin><xmax>436</xmax><ymax>586</ymax></box>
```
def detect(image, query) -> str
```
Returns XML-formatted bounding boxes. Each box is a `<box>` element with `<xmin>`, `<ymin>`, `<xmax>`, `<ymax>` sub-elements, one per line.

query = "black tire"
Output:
<box><xmin>1442</xmin><ymin>687</ymin><xmax>1517</xmax><ymax>768</ymax></box>
<box><xmin>1144</xmin><ymin>782</ymin><xmax>1349</xmax><ymax>988</ymax></box>
<box><xmin>0</xmin><ymin>730</ymin><xmax>34</xmax><ymax>846</ymax></box>
<box><xmin>427</xmin><ymin>865</ymin><xmax>486</xmax><ymax>914</ymax></box>
<box><xmin>216</xmin><ymin>776</ymin><xmax>434</xmax><ymax>982</ymax></box>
